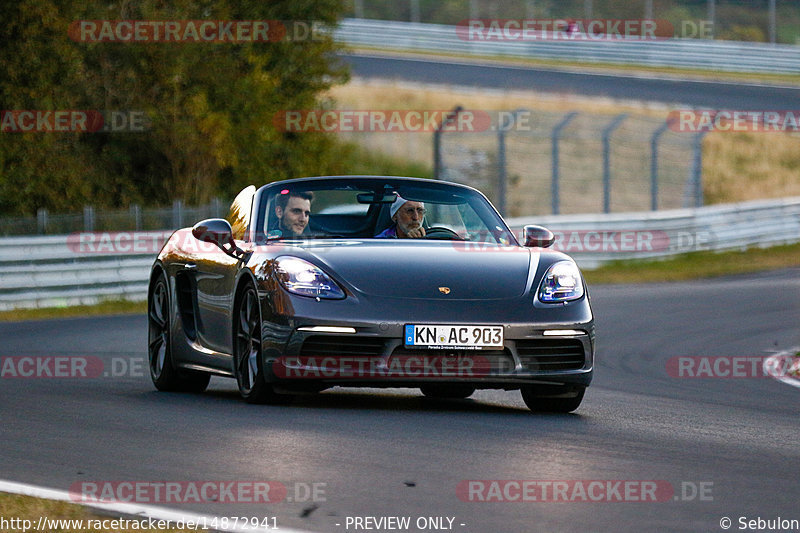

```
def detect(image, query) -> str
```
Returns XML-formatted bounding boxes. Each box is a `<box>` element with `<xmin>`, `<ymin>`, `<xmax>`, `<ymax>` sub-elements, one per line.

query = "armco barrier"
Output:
<box><xmin>335</xmin><ymin>19</ymin><xmax>800</xmax><ymax>74</ymax></box>
<box><xmin>0</xmin><ymin>196</ymin><xmax>798</xmax><ymax>310</ymax></box>
<box><xmin>507</xmin><ymin>196</ymin><xmax>800</xmax><ymax>269</ymax></box>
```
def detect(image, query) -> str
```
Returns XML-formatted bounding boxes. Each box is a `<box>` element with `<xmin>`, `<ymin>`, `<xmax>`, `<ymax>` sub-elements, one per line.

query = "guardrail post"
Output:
<box><xmin>602</xmin><ymin>113</ymin><xmax>627</xmax><ymax>213</ymax></box>
<box><xmin>212</xmin><ymin>197</ymin><xmax>223</xmax><ymax>218</ymax></box>
<box><xmin>37</xmin><ymin>208</ymin><xmax>48</xmax><ymax>234</ymax></box>
<box><xmin>551</xmin><ymin>112</ymin><xmax>578</xmax><ymax>215</ymax></box>
<box><xmin>433</xmin><ymin>105</ymin><xmax>463</xmax><ymax>180</ymax></box>
<box><xmin>650</xmin><ymin>122</ymin><xmax>670</xmax><ymax>211</ymax></box>
<box><xmin>83</xmin><ymin>206</ymin><xmax>94</xmax><ymax>232</ymax></box>
<box><xmin>172</xmin><ymin>200</ymin><xmax>183</xmax><ymax>229</ymax></box>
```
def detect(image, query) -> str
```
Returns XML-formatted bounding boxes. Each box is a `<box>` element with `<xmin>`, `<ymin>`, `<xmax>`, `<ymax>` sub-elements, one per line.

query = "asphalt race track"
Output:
<box><xmin>1</xmin><ymin>268</ymin><xmax>799</xmax><ymax>533</ymax></box>
<box><xmin>342</xmin><ymin>53</ymin><xmax>800</xmax><ymax>109</ymax></box>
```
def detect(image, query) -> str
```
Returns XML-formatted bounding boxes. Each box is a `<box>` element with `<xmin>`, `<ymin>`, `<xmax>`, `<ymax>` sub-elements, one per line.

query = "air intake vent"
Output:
<box><xmin>515</xmin><ymin>339</ymin><xmax>586</xmax><ymax>371</ymax></box>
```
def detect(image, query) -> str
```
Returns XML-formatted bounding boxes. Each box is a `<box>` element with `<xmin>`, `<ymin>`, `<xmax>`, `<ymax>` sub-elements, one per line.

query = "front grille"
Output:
<box><xmin>390</xmin><ymin>346</ymin><xmax>516</xmax><ymax>374</ymax></box>
<box><xmin>299</xmin><ymin>335</ymin><xmax>386</xmax><ymax>358</ymax></box>
<box><xmin>515</xmin><ymin>339</ymin><xmax>586</xmax><ymax>371</ymax></box>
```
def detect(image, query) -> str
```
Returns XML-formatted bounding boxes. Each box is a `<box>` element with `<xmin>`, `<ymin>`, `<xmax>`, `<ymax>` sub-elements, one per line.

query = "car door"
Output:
<box><xmin>193</xmin><ymin>186</ymin><xmax>255</xmax><ymax>355</ymax></box>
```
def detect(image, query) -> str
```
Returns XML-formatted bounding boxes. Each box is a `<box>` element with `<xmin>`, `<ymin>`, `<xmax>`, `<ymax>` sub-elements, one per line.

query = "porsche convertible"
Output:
<box><xmin>148</xmin><ymin>176</ymin><xmax>594</xmax><ymax>412</ymax></box>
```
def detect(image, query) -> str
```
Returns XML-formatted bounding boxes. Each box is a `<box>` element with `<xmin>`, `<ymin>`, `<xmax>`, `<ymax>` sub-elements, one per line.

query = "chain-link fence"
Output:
<box><xmin>1</xmin><ymin>108</ymin><xmax>705</xmax><ymax>234</ymax></box>
<box><xmin>435</xmin><ymin>109</ymin><xmax>703</xmax><ymax>217</ymax></box>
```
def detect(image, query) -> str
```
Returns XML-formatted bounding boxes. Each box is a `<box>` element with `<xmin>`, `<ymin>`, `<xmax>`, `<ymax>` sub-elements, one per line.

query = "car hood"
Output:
<box><xmin>281</xmin><ymin>240</ymin><xmax>537</xmax><ymax>300</ymax></box>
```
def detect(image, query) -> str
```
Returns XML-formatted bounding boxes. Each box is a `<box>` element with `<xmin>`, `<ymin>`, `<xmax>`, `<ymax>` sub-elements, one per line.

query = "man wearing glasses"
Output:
<box><xmin>374</xmin><ymin>195</ymin><xmax>427</xmax><ymax>239</ymax></box>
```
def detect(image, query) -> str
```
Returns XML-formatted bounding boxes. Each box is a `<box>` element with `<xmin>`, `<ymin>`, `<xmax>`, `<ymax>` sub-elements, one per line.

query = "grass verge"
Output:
<box><xmin>0</xmin><ymin>299</ymin><xmax>146</xmax><ymax>322</ymax></box>
<box><xmin>0</xmin><ymin>493</ymin><xmax>197</xmax><ymax>533</ymax></box>
<box><xmin>583</xmin><ymin>242</ymin><xmax>800</xmax><ymax>285</ymax></box>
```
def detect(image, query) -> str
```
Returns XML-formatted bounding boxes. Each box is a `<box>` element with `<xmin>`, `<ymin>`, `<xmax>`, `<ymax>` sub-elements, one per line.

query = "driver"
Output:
<box><xmin>374</xmin><ymin>195</ymin><xmax>426</xmax><ymax>239</ymax></box>
<box><xmin>275</xmin><ymin>191</ymin><xmax>312</xmax><ymax>238</ymax></box>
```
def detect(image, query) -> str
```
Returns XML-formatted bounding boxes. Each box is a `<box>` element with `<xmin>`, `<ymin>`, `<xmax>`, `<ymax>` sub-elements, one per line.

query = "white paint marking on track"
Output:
<box><xmin>762</xmin><ymin>348</ymin><xmax>800</xmax><ymax>390</ymax></box>
<box><xmin>0</xmin><ymin>479</ymin><xmax>319</xmax><ymax>533</ymax></box>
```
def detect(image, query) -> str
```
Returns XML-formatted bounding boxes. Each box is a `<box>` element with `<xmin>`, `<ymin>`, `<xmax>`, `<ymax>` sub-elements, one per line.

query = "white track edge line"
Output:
<box><xmin>0</xmin><ymin>479</ymin><xmax>319</xmax><ymax>533</ymax></box>
<box><xmin>763</xmin><ymin>348</ymin><xmax>800</xmax><ymax>390</ymax></box>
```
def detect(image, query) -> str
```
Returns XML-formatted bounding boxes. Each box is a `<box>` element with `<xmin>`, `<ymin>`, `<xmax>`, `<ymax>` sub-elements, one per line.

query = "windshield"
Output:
<box><xmin>258</xmin><ymin>179</ymin><xmax>517</xmax><ymax>245</ymax></box>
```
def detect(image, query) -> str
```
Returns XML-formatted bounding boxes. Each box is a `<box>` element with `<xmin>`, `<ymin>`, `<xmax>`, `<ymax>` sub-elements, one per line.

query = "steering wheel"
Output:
<box><xmin>424</xmin><ymin>226</ymin><xmax>463</xmax><ymax>240</ymax></box>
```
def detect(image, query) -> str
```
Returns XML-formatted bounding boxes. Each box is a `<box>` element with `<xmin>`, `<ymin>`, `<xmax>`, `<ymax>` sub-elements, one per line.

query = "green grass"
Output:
<box><xmin>584</xmin><ymin>241</ymin><xmax>800</xmax><ymax>285</ymax></box>
<box><xmin>0</xmin><ymin>493</ymin><xmax>197</xmax><ymax>533</ymax></box>
<box><xmin>0</xmin><ymin>299</ymin><xmax>146</xmax><ymax>322</ymax></box>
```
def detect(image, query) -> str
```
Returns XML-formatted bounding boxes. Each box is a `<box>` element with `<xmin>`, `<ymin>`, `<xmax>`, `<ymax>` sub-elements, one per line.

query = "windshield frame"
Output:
<box><xmin>251</xmin><ymin>176</ymin><xmax>519</xmax><ymax>246</ymax></box>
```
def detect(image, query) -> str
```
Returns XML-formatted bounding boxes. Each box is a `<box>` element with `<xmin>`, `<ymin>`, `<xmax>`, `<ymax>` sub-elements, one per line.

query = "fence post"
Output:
<box><xmin>83</xmin><ymin>206</ymin><xmax>95</xmax><ymax>232</ymax></box>
<box><xmin>432</xmin><ymin>105</ymin><xmax>463</xmax><ymax>180</ymax></box>
<box><xmin>37</xmin><ymin>208</ymin><xmax>48</xmax><ymax>234</ymax></box>
<box><xmin>684</xmin><ymin>130</ymin><xmax>708</xmax><ymax>208</ymax></box>
<box><xmin>551</xmin><ymin>112</ymin><xmax>578</xmax><ymax>215</ymax></box>
<box><xmin>497</xmin><ymin>128</ymin><xmax>507</xmax><ymax>217</ymax></box>
<box><xmin>693</xmin><ymin>131</ymin><xmax>707</xmax><ymax>207</ymax></box>
<box><xmin>602</xmin><ymin>113</ymin><xmax>627</xmax><ymax>213</ymax></box>
<box><xmin>213</xmin><ymin>197</ymin><xmax>223</xmax><ymax>218</ymax></box>
<box><xmin>650</xmin><ymin>122</ymin><xmax>670</xmax><ymax>211</ymax></box>
<box><xmin>130</xmin><ymin>204</ymin><xmax>142</xmax><ymax>230</ymax></box>
<box><xmin>172</xmin><ymin>200</ymin><xmax>183</xmax><ymax>228</ymax></box>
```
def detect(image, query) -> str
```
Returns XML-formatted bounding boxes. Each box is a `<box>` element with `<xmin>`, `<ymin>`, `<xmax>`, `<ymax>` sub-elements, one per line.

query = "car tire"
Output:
<box><xmin>148</xmin><ymin>272</ymin><xmax>210</xmax><ymax>393</ymax></box>
<box><xmin>420</xmin><ymin>384</ymin><xmax>476</xmax><ymax>399</ymax></box>
<box><xmin>233</xmin><ymin>284</ymin><xmax>286</xmax><ymax>404</ymax></box>
<box><xmin>520</xmin><ymin>385</ymin><xmax>585</xmax><ymax>413</ymax></box>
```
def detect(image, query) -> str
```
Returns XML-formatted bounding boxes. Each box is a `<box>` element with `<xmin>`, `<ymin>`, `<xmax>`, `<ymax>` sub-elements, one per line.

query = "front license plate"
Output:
<box><xmin>404</xmin><ymin>325</ymin><xmax>504</xmax><ymax>350</ymax></box>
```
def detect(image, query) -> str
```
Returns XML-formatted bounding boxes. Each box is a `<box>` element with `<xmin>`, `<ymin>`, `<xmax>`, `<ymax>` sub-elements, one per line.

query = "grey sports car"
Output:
<box><xmin>148</xmin><ymin>176</ymin><xmax>594</xmax><ymax>412</ymax></box>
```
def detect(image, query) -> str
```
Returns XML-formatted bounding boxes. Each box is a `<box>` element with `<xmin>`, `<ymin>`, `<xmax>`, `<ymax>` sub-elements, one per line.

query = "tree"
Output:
<box><xmin>0</xmin><ymin>0</ymin><xmax>349</xmax><ymax>214</ymax></box>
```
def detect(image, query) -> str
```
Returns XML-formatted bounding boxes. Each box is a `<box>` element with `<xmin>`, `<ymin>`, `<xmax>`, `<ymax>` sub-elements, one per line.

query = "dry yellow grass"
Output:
<box><xmin>325</xmin><ymin>79</ymin><xmax>800</xmax><ymax>206</ymax></box>
<box><xmin>703</xmin><ymin>131</ymin><xmax>800</xmax><ymax>203</ymax></box>
<box><xmin>326</xmin><ymin>77</ymin><xmax>669</xmax><ymax>116</ymax></box>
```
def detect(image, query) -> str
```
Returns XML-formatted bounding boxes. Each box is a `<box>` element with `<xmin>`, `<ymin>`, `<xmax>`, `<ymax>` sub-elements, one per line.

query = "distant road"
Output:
<box><xmin>342</xmin><ymin>53</ymin><xmax>800</xmax><ymax>109</ymax></box>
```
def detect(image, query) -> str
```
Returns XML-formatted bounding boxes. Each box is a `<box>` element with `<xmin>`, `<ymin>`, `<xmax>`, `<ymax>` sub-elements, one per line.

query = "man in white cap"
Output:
<box><xmin>374</xmin><ymin>195</ymin><xmax>426</xmax><ymax>238</ymax></box>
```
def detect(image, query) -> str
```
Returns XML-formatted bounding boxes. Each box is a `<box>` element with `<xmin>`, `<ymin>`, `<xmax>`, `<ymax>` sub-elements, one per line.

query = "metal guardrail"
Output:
<box><xmin>1</xmin><ymin>196</ymin><xmax>799</xmax><ymax>310</ymax></box>
<box><xmin>507</xmin><ymin>196</ymin><xmax>800</xmax><ymax>269</ymax></box>
<box><xmin>336</xmin><ymin>18</ymin><xmax>800</xmax><ymax>74</ymax></box>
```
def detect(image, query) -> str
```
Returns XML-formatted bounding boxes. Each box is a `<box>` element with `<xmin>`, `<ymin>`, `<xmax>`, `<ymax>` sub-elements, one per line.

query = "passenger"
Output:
<box><xmin>375</xmin><ymin>195</ymin><xmax>426</xmax><ymax>238</ymax></box>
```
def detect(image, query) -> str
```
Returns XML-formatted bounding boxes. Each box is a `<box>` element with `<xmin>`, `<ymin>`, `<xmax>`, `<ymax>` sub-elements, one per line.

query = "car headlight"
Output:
<box><xmin>275</xmin><ymin>257</ymin><xmax>345</xmax><ymax>299</ymax></box>
<box><xmin>538</xmin><ymin>261</ymin><xmax>584</xmax><ymax>303</ymax></box>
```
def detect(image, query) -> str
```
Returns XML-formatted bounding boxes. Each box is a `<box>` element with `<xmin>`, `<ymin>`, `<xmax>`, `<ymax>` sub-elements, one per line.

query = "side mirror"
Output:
<box><xmin>192</xmin><ymin>218</ymin><xmax>246</xmax><ymax>259</ymax></box>
<box><xmin>523</xmin><ymin>225</ymin><xmax>555</xmax><ymax>248</ymax></box>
